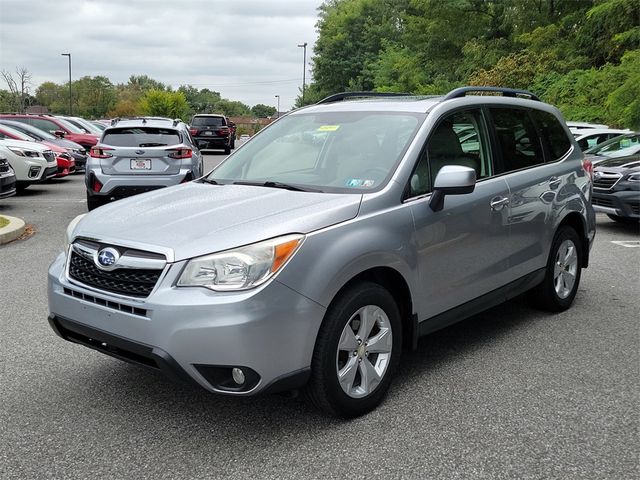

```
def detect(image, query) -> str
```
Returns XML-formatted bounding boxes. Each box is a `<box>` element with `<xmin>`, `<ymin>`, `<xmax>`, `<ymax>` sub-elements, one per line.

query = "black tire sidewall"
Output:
<box><xmin>311</xmin><ymin>282</ymin><xmax>402</xmax><ymax>417</ymax></box>
<box><xmin>542</xmin><ymin>226</ymin><xmax>583</xmax><ymax>311</ymax></box>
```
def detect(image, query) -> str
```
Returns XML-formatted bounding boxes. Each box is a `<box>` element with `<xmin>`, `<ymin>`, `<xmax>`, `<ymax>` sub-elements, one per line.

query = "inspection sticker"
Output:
<box><xmin>318</xmin><ymin>125</ymin><xmax>340</xmax><ymax>132</ymax></box>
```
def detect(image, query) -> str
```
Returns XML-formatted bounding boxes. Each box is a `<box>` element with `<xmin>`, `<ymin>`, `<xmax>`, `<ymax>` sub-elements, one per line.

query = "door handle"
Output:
<box><xmin>490</xmin><ymin>196</ymin><xmax>509</xmax><ymax>211</ymax></box>
<box><xmin>548</xmin><ymin>176</ymin><xmax>562</xmax><ymax>189</ymax></box>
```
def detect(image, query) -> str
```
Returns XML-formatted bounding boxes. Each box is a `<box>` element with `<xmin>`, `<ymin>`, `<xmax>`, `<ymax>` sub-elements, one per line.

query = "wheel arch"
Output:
<box><xmin>557</xmin><ymin>211</ymin><xmax>589</xmax><ymax>267</ymax></box>
<box><xmin>327</xmin><ymin>266</ymin><xmax>417</xmax><ymax>351</ymax></box>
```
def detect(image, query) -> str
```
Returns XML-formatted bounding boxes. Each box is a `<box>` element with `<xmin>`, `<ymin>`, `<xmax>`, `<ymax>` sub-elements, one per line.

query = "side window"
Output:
<box><xmin>530</xmin><ymin>109</ymin><xmax>571</xmax><ymax>161</ymax></box>
<box><xmin>491</xmin><ymin>108</ymin><xmax>544</xmax><ymax>174</ymax></box>
<box><xmin>409</xmin><ymin>109</ymin><xmax>491</xmax><ymax>197</ymax></box>
<box><xmin>30</xmin><ymin>118</ymin><xmax>57</xmax><ymax>134</ymax></box>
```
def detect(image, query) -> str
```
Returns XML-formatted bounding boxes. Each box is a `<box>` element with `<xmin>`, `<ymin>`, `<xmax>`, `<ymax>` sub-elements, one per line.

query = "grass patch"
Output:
<box><xmin>0</xmin><ymin>216</ymin><xmax>9</xmax><ymax>229</ymax></box>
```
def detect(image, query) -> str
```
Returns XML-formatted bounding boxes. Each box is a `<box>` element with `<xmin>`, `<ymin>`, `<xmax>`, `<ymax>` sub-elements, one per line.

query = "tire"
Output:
<box><xmin>530</xmin><ymin>226</ymin><xmax>582</xmax><ymax>312</ymax></box>
<box><xmin>15</xmin><ymin>184</ymin><xmax>30</xmax><ymax>193</ymax></box>
<box><xmin>86</xmin><ymin>193</ymin><xmax>104</xmax><ymax>211</ymax></box>
<box><xmin>230</xmin><ymin>139</ymin><xmax>236</xmax><ymax>149</ymax></box>
<box><xmin>305</xmin><ymin>282</ymin><xmax>402</xmax><ymax>418</ymax></box>
<box><xmin>224</xmin><ymin>146</ymin><xmax>231</xmax><ymax>155</ymax></box>
<box><xmin>606</xmin><ymin>214</ymin><xmax>639</xmax><ymax>224</ymax></box>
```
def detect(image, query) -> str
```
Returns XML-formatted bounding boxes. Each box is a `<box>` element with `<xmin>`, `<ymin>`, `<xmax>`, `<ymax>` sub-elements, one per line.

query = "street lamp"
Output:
<box><xmin>275</xmin><ymin>95</ymin><xmax>280</xmax><ymax>118</ymax></box>
<box><xmin>60</xmin><ymin>53</ymin><xmax>72</xmax><ymax>115</ymax></box>
<box><xmin>297</xmin><ymin>42</ymin><xmax>307</xmax><ymax>104</ymax></box>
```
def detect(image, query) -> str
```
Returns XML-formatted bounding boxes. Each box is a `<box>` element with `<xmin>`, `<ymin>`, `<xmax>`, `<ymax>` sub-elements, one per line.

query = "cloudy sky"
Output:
<box><xmin>0</xmin><ymin>0</ymin><xmax>321</xmax><ymax>110</ymax></box>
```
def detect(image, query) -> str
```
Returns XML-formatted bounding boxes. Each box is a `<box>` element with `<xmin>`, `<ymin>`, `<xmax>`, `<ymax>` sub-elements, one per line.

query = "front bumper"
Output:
<box><xmin>592</xmin><ymin>190</ymin><xmax>640</xmax><ymax>219</ymax></box>
<box><xmin>56</xmin><ymin>156</ymin><xmax>76</xmax><ymax>177</ymax></box>
<box><xmin>47</xmin><ymin>252</ymin><xmax>325</xmax><ymax>395</ymax></box>
<box><xmin>194</xmin><ymin>136</ymin><xmax>229</xmax><ymax>150</ymax></box>
<box><xmin>0</xmin><ymin>172</ymin><xmax>16</xmax><ymax>198</ymax></box>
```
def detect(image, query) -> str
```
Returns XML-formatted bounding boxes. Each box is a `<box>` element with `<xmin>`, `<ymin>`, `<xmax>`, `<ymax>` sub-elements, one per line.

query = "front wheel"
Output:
<box><xmin>305</xmin><ymin>282</ymin><xmax>402</xmax><ymax>418</ymax></box>
<box><xmin>530</xmin><ymin>226</ymin><xmax>582</xmax><ymax>312</ymax></box>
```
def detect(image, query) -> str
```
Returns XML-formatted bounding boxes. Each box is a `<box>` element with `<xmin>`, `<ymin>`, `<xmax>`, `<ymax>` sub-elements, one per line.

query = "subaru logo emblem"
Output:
<box><xmin>95</xmin><ymin>247</ymin><xmax>120</xmax><ymax>270</ymax></box>
<box><xmin>594</xmin><ymin>171</ymin><xmax>602</xmax><ymax>179</ymax></box>
<box><xmin>135</xmin><ymin>150</ymin><xmax>145</xmax><ymax>155</ymax></box>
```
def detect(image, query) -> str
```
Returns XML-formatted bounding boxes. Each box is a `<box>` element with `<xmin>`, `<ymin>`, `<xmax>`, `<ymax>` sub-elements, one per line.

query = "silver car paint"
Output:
<box><xmin>49</xmin><ymin>95</ymin><xmax>595</xmax><ymax>395</ymax></box>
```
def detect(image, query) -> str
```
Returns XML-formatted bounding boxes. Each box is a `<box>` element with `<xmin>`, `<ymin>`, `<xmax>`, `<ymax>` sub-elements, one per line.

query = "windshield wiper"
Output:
<box><xmin>233</xmin><ymin>181</ymin><xmax>322</xmax><ymax>193</ymax></box>
<box><xmin>138</xmin><ymin>143</ymin><xmax>166</xmax><ymax>147</ymax></box>
<box><xmin>200</xmin><ymin>178</ymin><xmax>221</xmax><ymax>185</ymax></box>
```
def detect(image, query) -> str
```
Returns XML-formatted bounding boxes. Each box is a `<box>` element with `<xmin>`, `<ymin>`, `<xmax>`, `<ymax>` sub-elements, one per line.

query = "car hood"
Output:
<box><xmin>594</xmin><ymin>155</ymin><xmax>640</xmax><ymax>173</ymax></box>
<box><xmin>0</xmin><ymin>138</ymin><xmax>50</xmax><ymax>152</ymax></box>
<box><xmin>48</xmin><ymin>138</ymin><xmax>84</xmax><ymax>150</ymax></box>
<box><xmin>74</xmin><ymin>182</ymin><xmax>362</xmax><ymax>261</ymax></box>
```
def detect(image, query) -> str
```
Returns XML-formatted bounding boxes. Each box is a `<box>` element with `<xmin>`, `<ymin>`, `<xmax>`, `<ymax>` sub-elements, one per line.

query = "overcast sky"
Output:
<box><xmin>0</xmin><ymin>0</ymin><xmax>321</xmax><ymax>110</ymax></box>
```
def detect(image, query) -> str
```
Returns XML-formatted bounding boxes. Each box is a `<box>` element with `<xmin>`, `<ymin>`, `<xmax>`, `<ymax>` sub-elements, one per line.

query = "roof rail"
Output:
<box><xmin>172</xmin><ymin>118</ymin><xmax>182</xmax><ymax>126</ymax></box>
<box><xmin>317</xmin><ymin>91</ymin><xmax>414</xmax><ymax>104</ymax></box>
<box><xmin>444</xmin><ymin>86</ymin><xmax>540</xmax><ymax>101</ymax></box>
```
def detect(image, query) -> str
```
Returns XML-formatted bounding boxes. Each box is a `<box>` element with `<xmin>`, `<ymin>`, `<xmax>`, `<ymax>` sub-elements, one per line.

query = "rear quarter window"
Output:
<box><xmin>102</xmin><ymin>128</ymin><xmax>182</xmax><ymax>147</ymax></box>
<box><xmin>530</xmin><ymin>109</ymin><xmax>572</xmax><ymax>161</ymax></box>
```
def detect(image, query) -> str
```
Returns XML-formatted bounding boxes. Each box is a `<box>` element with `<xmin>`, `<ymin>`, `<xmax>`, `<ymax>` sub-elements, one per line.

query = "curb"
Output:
<box><xmin>0</xmin><ymin>215</ymin><xmax>26</xmax><ymax>245</ymax></box>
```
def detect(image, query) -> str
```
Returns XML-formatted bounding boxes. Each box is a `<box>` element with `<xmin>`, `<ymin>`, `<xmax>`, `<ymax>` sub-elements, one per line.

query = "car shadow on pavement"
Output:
<box><xmin>596</xmin><ymin>218</ymin><xmax>640</xmax><ymax>236</ymax></box>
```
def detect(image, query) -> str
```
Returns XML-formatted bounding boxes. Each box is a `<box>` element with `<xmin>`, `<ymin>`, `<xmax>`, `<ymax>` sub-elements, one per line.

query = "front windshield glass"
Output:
<box><xmin>57</xmin><ymin>118</ymin><xmax>84</xmax><ymax>134</ymax></box>
<box><xmin>208</xmin><ymin>111</ymin><xmax>423</xmax><ymax>193</ymax></box>
<box><xmin>586</xmin><ymin>133</ymin><xmax>639</xmax><ymax>154</ymax></box>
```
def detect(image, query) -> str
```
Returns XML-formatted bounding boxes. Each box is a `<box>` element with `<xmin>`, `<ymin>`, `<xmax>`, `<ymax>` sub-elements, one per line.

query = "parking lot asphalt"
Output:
<box><xmin>0</xmin><ymin>157</ymin><xmax>638</xmax><ymax>480</ymax></box>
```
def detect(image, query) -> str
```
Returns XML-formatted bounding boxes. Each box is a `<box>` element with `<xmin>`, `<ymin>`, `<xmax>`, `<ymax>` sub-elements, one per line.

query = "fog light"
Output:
<box><xmin>29</xmin><ymin>166</ymin><xmax>41</xmax><ymax>178</ymax></box>
<box><xmin>231</xmin><ymin>367</ymin><xmax>245</xmax><ymax>385</ymax></box>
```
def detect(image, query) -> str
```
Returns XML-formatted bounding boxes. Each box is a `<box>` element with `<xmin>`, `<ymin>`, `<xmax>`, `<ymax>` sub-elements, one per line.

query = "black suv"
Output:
<box><xmin>592</xmin><ymin>154</ymin><xmax>640</xmax><ymax>224</ymax></box>
<box><xmin>189</xmin><ymin>114</ymin><xmax>232</xmax><ymax>154</ymax></box>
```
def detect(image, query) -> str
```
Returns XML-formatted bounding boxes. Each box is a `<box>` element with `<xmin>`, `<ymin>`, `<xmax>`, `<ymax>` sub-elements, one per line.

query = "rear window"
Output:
<box><xmin>192</xmin><ymin>116</ymin><xmax>226</xmax><ymax>127</ymax></box>
<box><xmin>102</xmin><ymin>128</ymin><xmax>182</xmax><ymax>147</ymax></box>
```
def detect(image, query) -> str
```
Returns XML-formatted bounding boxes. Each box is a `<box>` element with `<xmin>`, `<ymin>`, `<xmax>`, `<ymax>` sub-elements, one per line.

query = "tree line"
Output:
<box><xmin>299</xmin><ymin>0</ymin><xmax>639</xmax><ymax>129</ymax></box>
<box><xmin>0</xmin><ymin>73</ymin><xmax>278</xmax><ymax>120</ymax></box>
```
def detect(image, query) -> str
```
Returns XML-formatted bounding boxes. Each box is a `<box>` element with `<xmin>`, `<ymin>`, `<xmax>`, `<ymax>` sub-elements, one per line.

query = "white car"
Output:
<box><xmin>0</xmin><ymin>139</ymin><xmax>57</xmax><ymax>190</ymax></box>
<box><xmin>567</xmin><ymin>121</ymin><xmax>610</xmax><ymax>135</ymax></box>
<box><xmin>575</xmin><ymin>128</ymin><xmax>632</xmax><ymax>151</ymax></box>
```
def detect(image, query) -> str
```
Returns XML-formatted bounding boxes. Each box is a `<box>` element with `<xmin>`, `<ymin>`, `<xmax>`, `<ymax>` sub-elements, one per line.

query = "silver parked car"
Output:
<box><xmin>48</xmin><ymin>87</ymin><xmax>595</xmax><ymax>417</ymax></box>
<box><xmin>86</xmin><ymin>117</ymin><xmax>203</xmax><ymax>210</ymax></box>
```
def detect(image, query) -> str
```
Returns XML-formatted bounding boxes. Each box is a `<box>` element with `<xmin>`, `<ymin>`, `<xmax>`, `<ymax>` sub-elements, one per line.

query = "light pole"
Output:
<box><xmin>297</xmin><ymin>42</ymin><xmax>307</xmax><ymax>104</ymax></box>
<box><xmin>275</xmin><ymin>95</ymin><xmax>280</xmax><ymax>118</ymax></box>
<box><xmin>61</xmin><ymin>53</ymin><xmax>72</xmax><ymax>115</ymax></box>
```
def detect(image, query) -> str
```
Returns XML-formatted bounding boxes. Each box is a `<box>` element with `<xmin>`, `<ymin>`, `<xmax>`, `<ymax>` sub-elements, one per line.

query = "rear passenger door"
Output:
<box><xmin>408</xmin><ymin>109</ymin><xmax>511</xmax><ymax>321</ymax></box>
<box><xmin>489</xmin><ymin>107</ymin><xmax>572</xmax><ymax>280</ymax></box>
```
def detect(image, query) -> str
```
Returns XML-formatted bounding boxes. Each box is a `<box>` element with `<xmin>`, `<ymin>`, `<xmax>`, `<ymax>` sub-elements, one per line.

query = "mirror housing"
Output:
<box><xmin>429</xmin><ymin>165</ymin><xmax>476</xmax><ymax>212</ymax></box>
<box><xmin>53</xmin><ymin>130</ymin><xmax>66</xmax><ymax>138</ymax></box>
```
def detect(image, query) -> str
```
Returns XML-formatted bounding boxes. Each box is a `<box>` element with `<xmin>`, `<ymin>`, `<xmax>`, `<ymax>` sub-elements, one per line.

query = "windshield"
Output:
<box><xmin>208</xmin><ymin>111</ymin><xmax>423</xmax><ymax>193</ymax></box>
<box><xmin>57</xmin><ymin>117</ymin><xmax>85</xmax><ymax>134</ymax></box>
<box><xmin>585</xmin><ymin>133</ymin><xmax>639</xmax><ymax>154</ymax></box>
<box><xmin>68</xmin><ymin>117</ymin><xmax>103</xmax><ymax>134</ymax></box>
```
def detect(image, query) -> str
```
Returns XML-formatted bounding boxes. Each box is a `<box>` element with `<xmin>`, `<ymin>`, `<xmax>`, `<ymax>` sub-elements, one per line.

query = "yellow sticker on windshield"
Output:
<box><xmin>318</xmin><ymin>125</ymin><xmax>340</xmax><ymax>132</ymax></box>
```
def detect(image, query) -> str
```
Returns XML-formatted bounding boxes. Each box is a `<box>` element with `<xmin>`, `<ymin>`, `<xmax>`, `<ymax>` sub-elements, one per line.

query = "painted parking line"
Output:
<box><xmin>611</xmin><ymin>240</ymin><xmax>640</xmax><ymax>248</ymax></box>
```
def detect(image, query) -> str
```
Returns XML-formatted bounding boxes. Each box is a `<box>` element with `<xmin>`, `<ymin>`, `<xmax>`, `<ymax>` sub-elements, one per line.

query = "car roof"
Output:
<box><xmin>575</xmin><ymin>128</ymin><xmax>631</xmax><ymax>139</ymax></box>
<box><xmin>106</xmin><ymin>118</ymin><xmax>184</xmax><ymax>129</ymax></box>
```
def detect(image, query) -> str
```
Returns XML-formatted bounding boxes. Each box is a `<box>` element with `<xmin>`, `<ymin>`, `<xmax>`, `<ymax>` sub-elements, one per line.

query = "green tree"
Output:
<box><xmin>251</xmin><ymin>103</ymin><xmax>277</xmax><ymax>118</ymax></box>
<box><xmin>73</xmin><ymin>76</ymin><xmax>117</xmax><ymax>118</ymax></box>
<box><xmin>138</xmin><ymin>89</ymin><xmax>189</xmax><ymax>120</ymax></box>
<box><xmin>178</xmin><ymin>86</ymin><xmax>222</xmax><ymax>115</ymax></box>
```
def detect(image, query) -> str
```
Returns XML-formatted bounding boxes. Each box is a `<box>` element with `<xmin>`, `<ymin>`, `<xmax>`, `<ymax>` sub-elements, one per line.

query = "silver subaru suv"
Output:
<box><xmin>86</xmin><ymin>117</ymin><xmax>203</xmax><ymax>210</ymax></box>
<box><xmin>48</xmin><ymin>87</ymin><xmax>595</xmax><ymax>417</ymax></box>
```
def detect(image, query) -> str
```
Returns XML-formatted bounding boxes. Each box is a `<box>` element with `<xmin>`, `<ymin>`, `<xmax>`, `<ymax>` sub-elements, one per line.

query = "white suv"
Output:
<box><xmin>0</xmin><ymin>138</ymin><xmax>57</xmax><ymax>190</ymax></box>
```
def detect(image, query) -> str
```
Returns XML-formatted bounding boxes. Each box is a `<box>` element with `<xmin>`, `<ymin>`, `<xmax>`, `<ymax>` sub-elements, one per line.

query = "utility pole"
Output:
<box><xmin>275</xmin><ymin>95</ymin><xmax>280</xmax><ymax>118</ymax></box>
<box><xmin>297</xmin><ymin>42</ymin><xmax>307</xmax><ymax>104</ymax></box>
<box><xmin>61</xmin><ymin>53</ymin><xmax>72</xmax><ymax>115</ymax></box>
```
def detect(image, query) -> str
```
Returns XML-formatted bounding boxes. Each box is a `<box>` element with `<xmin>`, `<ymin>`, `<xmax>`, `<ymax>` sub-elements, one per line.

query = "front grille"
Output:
<box><xmin>628</xmin><ymin>203</ymin><xmax>640</xmax><ymax>215</ymax></box>
<box><xmin>63</xmin><ymin>287</ymin><xmax>147</xmax><ymax>317</ymax></box>
<box><xmin>43</xmin><ymin>151</ymin><xmax>56</xmax><ymax>163</ymax></box>
<box><xmin>69</xmin><ymin>251</ymin><xmax>162</xmax><ymax>298</ymax></box>
<box><xmin>592</xmin><ymin>196</ymin><xmax>615</xmax><ymax>208</ymax></box>
<box><xmin>593</xmin><ymin>173</ymin><xmax>621</xmax><ymax>190</ymax></box>
<box><xmin>0</xmin><ymin>160</ymin><xmax>9</xmax><ymax>173</ymax></box>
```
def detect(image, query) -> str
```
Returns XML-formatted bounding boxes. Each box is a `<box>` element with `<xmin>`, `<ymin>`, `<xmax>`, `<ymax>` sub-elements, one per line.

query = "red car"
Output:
<box><xmin>0</xmin><ymin>114</ymin><xmax>99</xmax><ymax>151</ymax></box>
<box><xmin>0</xmin><ymin>124</ymin><xmax>75</xmax><ymax>177</ymax></box>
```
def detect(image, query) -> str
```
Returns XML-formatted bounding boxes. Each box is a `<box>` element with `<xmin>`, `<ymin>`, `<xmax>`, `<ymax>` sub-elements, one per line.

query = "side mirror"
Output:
<box><xmin>429</xmin><ymin>165</ymin><xmax>476</xmax><ymax>212</ymax></box>
<box><xmin>53</xmin><ymin>130</ymin><xmax>66</xmax><ymax>138</ymax></box>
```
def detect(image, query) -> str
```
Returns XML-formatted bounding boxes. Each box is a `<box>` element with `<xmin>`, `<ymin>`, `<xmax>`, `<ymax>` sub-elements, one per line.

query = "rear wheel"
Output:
<box><xmin>224</xmin><ymin>146</ymin><xmax>231</xmax><ymax>155</ymax></box>
<box><xmin>607</xmin><ymin>214</ymin><xmax>639</xmax><ymax>224</ymax></box>
<box><xmin>305</xmin><ymin>282</ymin><xmax>402</xmax><ymax>418</ymax></box>
<box><xmin>530</xmin><ymin>226</ymin><xmax>582</xmax><ymax>312</ymax></box>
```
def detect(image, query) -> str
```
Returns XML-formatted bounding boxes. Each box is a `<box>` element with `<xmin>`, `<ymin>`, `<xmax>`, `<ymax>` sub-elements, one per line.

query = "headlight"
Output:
<box><xmin>8</xmin><ymin>147</ymin><xmax>40</xmax><ymax>158</ymax></box>
<box><xmin>64</xmin><ymin>214</ymin><xmax>86</xmax><ymax>252</ymax></box>
<box><xmin>178</xmin><ymin>234</ymin><xmax>304</xmax><ymax>291</ymax></box>
<box><xmin>627</xmin><ymin>172</ymin><xmax>640</xmax><ymax>182</ymax></box>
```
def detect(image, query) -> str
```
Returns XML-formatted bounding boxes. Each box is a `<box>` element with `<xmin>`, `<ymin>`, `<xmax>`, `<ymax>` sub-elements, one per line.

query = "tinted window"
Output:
<box><xmin>530</xmin><ymin>109</ymin><xmax>571</xmax><ymax>159</ymax></box>
<box><xmin>192</xmin><ymin>116</ymin><xmax>226</xmax><ymax>127</ymax></box>
<box><xmin>491</xmin><ymin>108</ymin><xmax>544</xmax><ymax>173</ymax></box>
<box><xmin>102</xmin><ymin>128</ymin><xmax>182</xmax><ymax>147</ymax></box>
<box><xmin>410</xmin><ymin>109</ymin><xmax>492</xmax><ymax>197</ymax></box>
<box><xmin>27</xmin><ymin>118</ymin><xmax>59</xmax><ymax>133</ymax></box>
